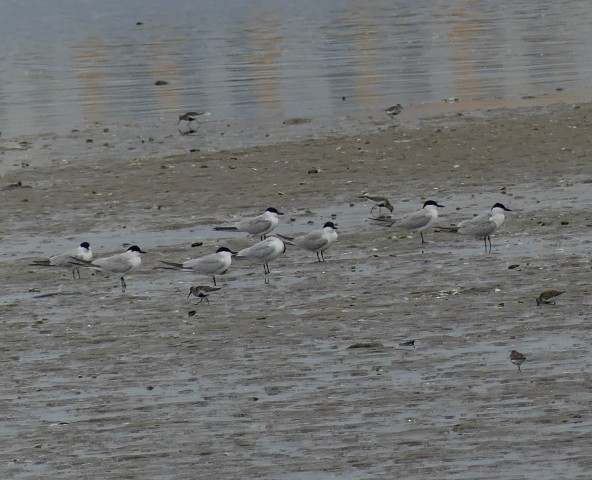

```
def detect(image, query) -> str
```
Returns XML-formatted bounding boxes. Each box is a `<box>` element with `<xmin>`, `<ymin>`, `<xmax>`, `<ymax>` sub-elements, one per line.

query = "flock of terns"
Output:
<box><xmin>31</xmin><ymin>196</ymin><xmax>565</xmax><ymax>372</ymax></box>
<box><xmin>29</xmin><ymin>206</ymin><xmax>338</xmax><ymax>293</ymax></box>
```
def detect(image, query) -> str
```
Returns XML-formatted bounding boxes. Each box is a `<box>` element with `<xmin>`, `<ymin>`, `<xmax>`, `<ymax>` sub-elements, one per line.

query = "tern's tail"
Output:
<box><xmin>67</xmin><ymin>257</ymin><xmax>96</xmax><ymax>267</ymax></box>
<box><xmin>368</xmin><ymin>217</ymin><xmax>396</xmax><ymax>227</ymax></box>
<box><xmin>30</xmin><ymin>260</ymin><xmax>52</xmax><ymax>267</ymax></box>
<box><xmin>437</xmin><ymin>225</ymin><xmax>460</xmax><ymax>233</ymax></box>
<box><xmin>275</xmin><ymin>233</ymin><xmax>295</xmax><ymax>244</ymax></box>
<box><xmin>213</xmin><ymin>226</ymin><xmax>239</xmax><ymax>231</ymax></box>
<box><xmin>156</xmin><ymin>260</ymin><xmax>184</xmax><ymax>270</ymax></box>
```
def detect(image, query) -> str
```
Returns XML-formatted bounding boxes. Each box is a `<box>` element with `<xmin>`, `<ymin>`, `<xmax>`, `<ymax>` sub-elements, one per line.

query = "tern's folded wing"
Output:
<box><xmin>185</xmin><ymin>254</ymin><xmax>228</xmax><ymax>273</ymax></box>
<box><xmin>398</xmin><ymin>210</ymin><xmax>430</xmax><ymax>230</ymax></box>
<box><xmin>298</xmin><ymin>231</ymin><xmax>328</xmax><ymax>251</ymax></box>
<box><xmin>238</xmin><ymin>217</ymin><xmax>272</xmax><ymax>234</ymax></box>
<box><xmin>457</xmin><ymin>214</ymin><xmax>494</xmax><ymax>235</ymax></box>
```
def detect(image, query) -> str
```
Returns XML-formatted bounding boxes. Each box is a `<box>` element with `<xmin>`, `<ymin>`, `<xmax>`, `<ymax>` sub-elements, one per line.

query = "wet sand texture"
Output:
<box><xmin>1</xmin><ymin>103</ymin><xmax>592</xmax><ymax>478</ymax></box>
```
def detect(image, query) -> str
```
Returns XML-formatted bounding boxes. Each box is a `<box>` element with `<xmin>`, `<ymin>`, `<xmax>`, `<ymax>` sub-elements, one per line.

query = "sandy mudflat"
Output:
<box><xmin>1</xmin><ymin>102</ymin><xmax>592</xmax><ymax>479</ymax></box>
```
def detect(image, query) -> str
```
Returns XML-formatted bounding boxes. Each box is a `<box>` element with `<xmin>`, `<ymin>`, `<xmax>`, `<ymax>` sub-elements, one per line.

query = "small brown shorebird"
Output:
<box><xmin>385</xmin><ymin>104</ymin><xmax>403</xmax><ymax>119</ymax></box>
<box><xmin>360</xmin><ymin>194</ymin><xmax>394</xmax><ymax>217</ymax></box>
<box><xmin>510</xmin><ymin>350</ymin><xmax>526</xmax><ymax>372</ymax></box>
<box><xmin>536</xmin><ymin>290</ymin><xmax>565</xmax><ymax>306</ymax></box>
<box><xmin>178</xmin><ymin>111</ymin><xmax>206</xmax><ymax>133</ymax></box>
<box><xmin>187</xmin><ymin>285</ymin><xmax>221</xmax><ymax>305</ymax></box>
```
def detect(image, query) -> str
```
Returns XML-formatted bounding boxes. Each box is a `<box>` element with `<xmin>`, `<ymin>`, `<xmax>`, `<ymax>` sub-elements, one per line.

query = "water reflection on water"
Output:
<box><xmin>1</xmin><ymin>0</ymin><xmax>592</xmax><ymax>140</ymax></box>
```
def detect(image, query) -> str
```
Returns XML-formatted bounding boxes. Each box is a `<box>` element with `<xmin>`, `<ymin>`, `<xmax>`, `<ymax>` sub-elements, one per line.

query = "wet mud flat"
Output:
<box><xmin>1</xmin><ymin>103</ymin><xmax>592</xmax><ymax>478</ymax></box>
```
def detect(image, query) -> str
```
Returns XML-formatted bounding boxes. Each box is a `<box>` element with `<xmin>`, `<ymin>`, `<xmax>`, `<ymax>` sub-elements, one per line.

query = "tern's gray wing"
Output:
<box><xmin>457</xmin><ymin>213</ymin><xmax>495</xmax><ymax>236</ymax></box>
<box><xmin>238</xmin><ymin>241</ymin><xmax>277</xmax><ymax>261</ymax></box>
<box><xmin>397</xmin><ymin>209</ymin><xmax>431</xmax><ymax>230</ymax></box>
<box><xmin>184</xmin><ymin>254</ymin><xmax>228</xmax><ymax>274</ymax></box>
<box><xmin>275</xmin><ymin>233</ymin><xmax>295</xmax><ymax>243</ymax></box>
<box><xmin>93</xmin><ymin>254</ymin><xmax>131</xmax><ymax>273</ymax></box>
<box><xmin>237</xmin><ymin>217</ymin><xmax>272</xmax><ymax>234</ymax></box>
<box><xmin>48</xmin><ymin>252</ymin><xmax>77</xmax><ymax>267</ymax></box>
<box><xmin>369</xmin><ymin>217</ymin><xmax>396</xmax><ymax>227</ymax></box>
<box><xmin>297</xmin><ymin>231</ymin><xmax>328</xmax><ymax>251</ymax></box>
<box><xmin>31</xmin><ymin>259</ymin><xmax>53</xmax><ymax>266</ymax></box>
<box><xmin>37</xmin><ymin>247</ymin><xmax>82</xmax><ymax>267</ymax></box>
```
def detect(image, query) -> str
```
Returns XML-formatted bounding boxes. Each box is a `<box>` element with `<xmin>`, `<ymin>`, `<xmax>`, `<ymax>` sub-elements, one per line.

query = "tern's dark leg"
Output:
<box><xmin>420</xmin><ymin>232</ymin><xmax>425</xmax><ymax>244</ymax></box>
<box><xmin>72</xmin><ymin>269</ymin><xmax>76</xmax><ymax>280</ymax></box>
<box><xmin>212</xmin><ymin>275</ymin><xmax>217</xmax><ymax>286</ymax></box>
<box><xmin>121</xmin><ymin>277</ymin><xmax>126</xmax><ymax>292</ymax></box>
<box><xmin>320</xmin><ymin>251</ymin><xmax>325</xmax><ymax>262</ymax></box>
<box><xmin>487</xmin><ymin>236</ymin><xmax>492</xmax><ymax>253</ymax></box>
<box><xmin>316</xmin><ymin>252</ymin><xmax>322</xmax><ymax>262</ymax></box>
<box><xmin>263</xmin><ymin>262</ymin><xmax>270</xmax><ymax>274</ymax></box>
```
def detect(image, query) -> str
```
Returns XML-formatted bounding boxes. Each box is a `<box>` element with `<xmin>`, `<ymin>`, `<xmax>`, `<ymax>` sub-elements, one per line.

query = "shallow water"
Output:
<box><xmin>2</xmin><ymin>0</ymin><xmax>592</xmax><ymax>170</ymax></box>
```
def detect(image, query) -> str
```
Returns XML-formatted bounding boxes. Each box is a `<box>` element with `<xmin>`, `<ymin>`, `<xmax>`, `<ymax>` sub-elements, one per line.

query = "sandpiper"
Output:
<box><xmin>385</xmin><ymin>104</ymin><xmax>403</xmax><ymax>119</ymax></box>
<box><xmin>510</xmin><ymin>350</ymin><xmax>526</xmax><ymax>372</ymax></box>
<box><xmin>360</xmin><ymin>194</ymin><xmax>394</xmax><ymax>217</ymax></box>
<box><xmin>187</xmin><ymin>285</ymin><xmax>221</xmax><ymax>305</ymax></box>
<box><xmin>178</xmin><ymin>111</ymin><xmax>207</xmax><ymax>134</ymax></box>
<box><xmin>536</xmin><ymin>290</ymin><xmax>564</xmax><ymax>306</ymax></box>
